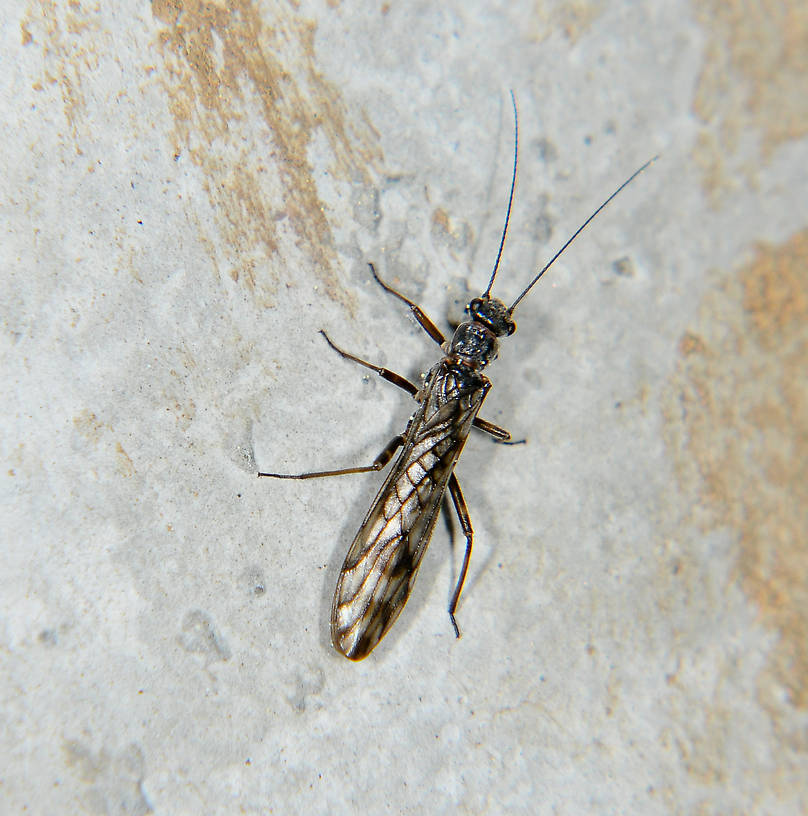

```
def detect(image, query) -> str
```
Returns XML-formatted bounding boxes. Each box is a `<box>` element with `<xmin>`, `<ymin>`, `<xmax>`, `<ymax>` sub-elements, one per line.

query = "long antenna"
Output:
<box><xmin>508</xmin><ymin>155</ymin><xmax>658</xmax><ymax>314</ymax></box>
<box><xmin>483</xmin><ymin>91</ymin><xmax>519</xmax><ymax>298</ymax></box>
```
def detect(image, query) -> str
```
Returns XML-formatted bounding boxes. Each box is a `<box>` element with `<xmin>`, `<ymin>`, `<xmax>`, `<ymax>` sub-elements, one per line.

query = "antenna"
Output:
<box><xmin>482</xmin><ymin>91</ymin><xmax>519</xmax><ymax>298</ymax></box>
<box><xmin>508</xmin><ymin>155</ymin><xmax>658</xmax><ymax>313</ymax></box>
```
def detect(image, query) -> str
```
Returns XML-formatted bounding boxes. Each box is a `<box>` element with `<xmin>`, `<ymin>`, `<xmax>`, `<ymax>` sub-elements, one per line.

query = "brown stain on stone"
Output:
<box><xmin>663</xmin><ymin>230</ymin><xmax>808</xmax><ymax>754</ymax></box>
<box><xmin>532</xmin><ymin>0</ymin><xmax>603</xmax><ymax>43</ymax></box>
<box><xmin>431</xmin><ymin>206</ymin><xmax>473</xmax><ymax>255</ymax></box>
<box><xmin>115</xmin><ymin>442</ymin><xmax>136</xmax><ymax>477</ymax></box>
<box><xmin>73</xmin><ymin>409</ymin><xmax>107</xmax><ymax>445</ymax></box>
<box><xmin>150</xmin><ymin>0</ymin><xmax>381</xmax><ymax>307</ymax></box>
<box><xmin>21</xmin><ymin>0</ymin><xmax>100</xmax><ymax>146</ymax></box>
<box><xmin>692</xmin><ymin>0</ymin><xmax>808</xmax><ymax>204</ymax></box>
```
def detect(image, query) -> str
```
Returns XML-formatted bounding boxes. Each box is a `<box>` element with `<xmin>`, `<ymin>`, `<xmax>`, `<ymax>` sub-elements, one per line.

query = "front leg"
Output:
<box><xmin>368</xmin><ymin>263</ymin><xmax>446</xmax><ymax>346</ymax></box>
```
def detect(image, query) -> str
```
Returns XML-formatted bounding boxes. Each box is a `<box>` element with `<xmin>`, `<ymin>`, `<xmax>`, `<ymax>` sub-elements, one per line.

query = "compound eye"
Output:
<box><xmin>506</xmin><ymin>319</ymin><xmax>516</xmax><ymax>336</ymax></box>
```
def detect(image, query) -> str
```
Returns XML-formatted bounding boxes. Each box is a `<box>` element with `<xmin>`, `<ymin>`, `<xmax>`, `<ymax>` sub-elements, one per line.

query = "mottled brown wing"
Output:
<box><xmin>330</xmin><ymin>363</ymin><xmax>488</xmax><ymax>660</ymax></box>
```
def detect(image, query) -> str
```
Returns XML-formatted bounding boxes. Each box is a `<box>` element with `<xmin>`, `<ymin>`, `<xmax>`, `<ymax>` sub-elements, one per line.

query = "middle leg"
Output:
<box><xmin>258</xmin><ymin>434</ymin><xmax>404</xmax><ymax>480</ymax></box>
<box><xmin>472</xmin><ymin>416</ymin><xmax>526</xmax><ymax>445</ymax></box>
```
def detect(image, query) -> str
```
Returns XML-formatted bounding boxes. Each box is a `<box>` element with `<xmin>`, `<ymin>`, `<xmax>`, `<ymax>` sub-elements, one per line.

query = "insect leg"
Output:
<box><xmin>473</xmin><ymin>417</ymin><xmax>526</xmax><ymax>446</ymax></box>
<box><xmin>446</xmin><ymin>472</ymin><xmax>474</xmax><ymax>639</ymax></box>
<box><xmin>472</xmin><ymin>417</ymin><xmax>511</xmax><ymax>440</ymax></box>
<box><xmin>258</xmin><ymin>435</ymin><xmax>404</xmax><ymax>480</ymax></box>
<box><xmin>441</xmin><ymin>494</ymin><xmax>456</xmax><ymax>541</ymax></box>
<box><xmin>368</xmin><ymin>263</ymin><xmax>446</xmax><ymax>346</ymax></box>
<box><xmin>319</xmin><ymin>330</ymin><xmax>418</xmax><ymax>396</ymax></box>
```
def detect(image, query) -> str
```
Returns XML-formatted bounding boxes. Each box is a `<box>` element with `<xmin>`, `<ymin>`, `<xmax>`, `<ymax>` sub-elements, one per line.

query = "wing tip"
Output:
<box><xmin>332</xmin><ymin>629</ymin><xmax>374</xmax><ymax>661</ymax></box>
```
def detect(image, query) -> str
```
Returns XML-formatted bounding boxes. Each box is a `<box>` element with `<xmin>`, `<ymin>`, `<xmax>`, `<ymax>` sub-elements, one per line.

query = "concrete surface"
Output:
<box><xmin>2</xmin><ymin>0</ymin><xmax>806</xmax><ymax>813</ymax></box>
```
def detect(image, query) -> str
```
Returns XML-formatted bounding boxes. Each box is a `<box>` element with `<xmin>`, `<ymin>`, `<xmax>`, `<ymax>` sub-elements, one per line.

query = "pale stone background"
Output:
<box><xmin>2</xmin><ymin>1</ymin><xmax>806</xmax><ymax>814</ymax></box>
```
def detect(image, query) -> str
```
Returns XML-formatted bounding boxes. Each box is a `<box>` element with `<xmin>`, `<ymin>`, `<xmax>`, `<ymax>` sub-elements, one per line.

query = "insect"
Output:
<box><xmin>259</xmin><ymin>95</ymin><xmax>655</xmax><ymax>660</ymax></box>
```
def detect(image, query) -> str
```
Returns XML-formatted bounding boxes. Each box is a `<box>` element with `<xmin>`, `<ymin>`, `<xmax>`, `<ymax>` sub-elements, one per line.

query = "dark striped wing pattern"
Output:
<box><xmin>330</xmin><ymin>360</ymin><xmax>490</xmax><ymax>660</ymax></box>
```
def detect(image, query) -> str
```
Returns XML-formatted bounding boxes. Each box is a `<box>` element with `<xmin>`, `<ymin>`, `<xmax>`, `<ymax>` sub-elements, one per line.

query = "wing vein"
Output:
<box><xmin>330</xmin><ymin>361</ymin><xmax>490</xmax><ymax>659</ymax></box>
